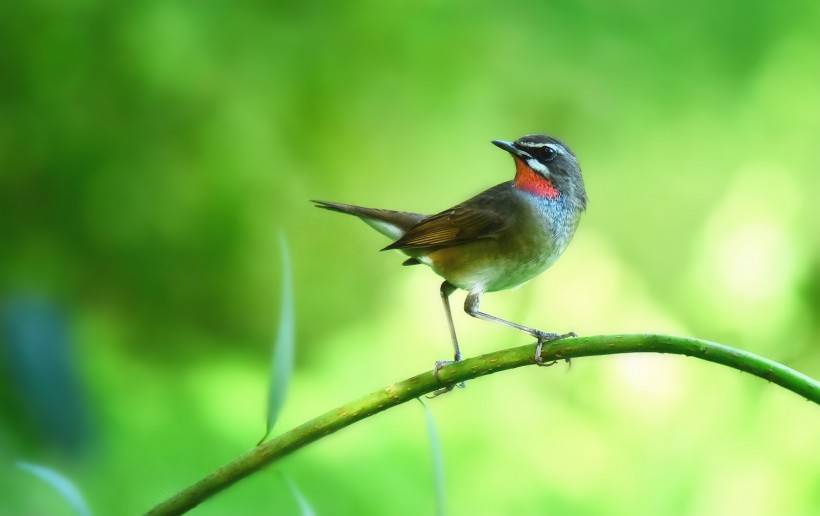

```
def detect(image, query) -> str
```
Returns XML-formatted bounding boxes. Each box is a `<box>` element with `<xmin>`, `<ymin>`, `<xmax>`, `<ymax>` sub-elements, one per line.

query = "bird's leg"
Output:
<box><xmin>441</xmin><ymin>281</ymin><xmax>463</xmax><ymax>364</ymax></box>
<box><xmin>428</xmin><ymin>281</ymin><xmax>466</xmax><ymax>398</ymax></box>
<box><xmin>464</xmin><ymin>291</ymin><xmax>576</xmax><ymax>366</ymax></box>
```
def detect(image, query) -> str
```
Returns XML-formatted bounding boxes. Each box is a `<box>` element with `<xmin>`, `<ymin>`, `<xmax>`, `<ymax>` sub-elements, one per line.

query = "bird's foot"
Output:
<box><xmin>533</xmin><ymin>331</ymin><xmax>577</xmax><ymax>367</ymax></box>
<box><xmin>427</xmin><ymin>357</ymin><xmax>466</xmax><ymax>398</ymax></box>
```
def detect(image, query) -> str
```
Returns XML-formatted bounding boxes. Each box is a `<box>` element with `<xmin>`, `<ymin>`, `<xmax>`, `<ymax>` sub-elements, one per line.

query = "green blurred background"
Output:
<box><xmin>2</xmin><ymin>0</ymin><xmax>820</xmax><ymax>514</ymax></box>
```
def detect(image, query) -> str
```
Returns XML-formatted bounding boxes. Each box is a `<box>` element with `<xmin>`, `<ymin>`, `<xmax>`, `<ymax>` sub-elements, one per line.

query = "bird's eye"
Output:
<box><xmin>541</xmin><ymin>147</ymin><xmax>557</xmax><ymax>161</ymax></box>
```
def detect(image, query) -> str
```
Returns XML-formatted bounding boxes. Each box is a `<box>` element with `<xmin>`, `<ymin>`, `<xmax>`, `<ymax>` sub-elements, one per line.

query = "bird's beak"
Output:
<box><xmin>492</xmin><ymin>140</ymin><xmax>531</xmax><ymax>159</ymax></box>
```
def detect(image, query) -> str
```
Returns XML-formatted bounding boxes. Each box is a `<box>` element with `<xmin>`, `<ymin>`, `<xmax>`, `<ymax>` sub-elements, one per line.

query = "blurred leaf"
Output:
<box><xmin>258</xmin><ymin>232</ymin><xmax>295</xmax><ymax>445</ymax></box>
<box><xmin>418</xmin><ymin>398</ymin><xmax>446</xmax><ymax>516</ymax></box>
<box><xmin>17</xmin><ymin>461</ymin><xmax>91</xmax><ymax>516</ymax></box>
<box><xmin>2</xmin><ymin>297</ymin><xmax>90</xmax><ymax>454</ymax></box>
<box><xmin>281</xmin><ymin>473</ymin><xmax>316</xmax><ymax>516</ymax></box>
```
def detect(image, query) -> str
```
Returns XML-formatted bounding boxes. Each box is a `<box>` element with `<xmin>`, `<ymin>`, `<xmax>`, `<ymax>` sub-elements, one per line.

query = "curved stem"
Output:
<box><xmin>145</xmin><ymin>334</ymin><xmax>820</xmax><ymax>515</ymax></box>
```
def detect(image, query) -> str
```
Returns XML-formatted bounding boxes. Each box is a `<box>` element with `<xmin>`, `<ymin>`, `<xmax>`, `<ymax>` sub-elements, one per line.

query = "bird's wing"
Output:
<box><xmin>383</xmin><ymin>185</ymin><xmax>511</xmax><ymax>250</ymax></box>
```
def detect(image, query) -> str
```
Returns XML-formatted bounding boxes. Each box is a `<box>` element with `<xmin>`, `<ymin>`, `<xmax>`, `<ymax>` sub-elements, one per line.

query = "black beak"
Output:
<box><xmin>492</xmin><ymin>139</ymin><xmax>531</xmax><ymax>159</ymax></box>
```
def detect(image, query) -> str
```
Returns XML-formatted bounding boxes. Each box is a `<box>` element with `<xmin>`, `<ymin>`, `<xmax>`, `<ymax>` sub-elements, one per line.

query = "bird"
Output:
<box><xmin>313</xmin><ymin>134</ymin><xmax>587</xmax><ymax>394</ymax></box>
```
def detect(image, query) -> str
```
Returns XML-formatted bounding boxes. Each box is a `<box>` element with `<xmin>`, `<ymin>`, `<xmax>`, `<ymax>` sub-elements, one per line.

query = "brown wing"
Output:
<box><xmin>383</xmin><ymin>183</ymin><xmax>512</xmax><ymax>250</ymax></box>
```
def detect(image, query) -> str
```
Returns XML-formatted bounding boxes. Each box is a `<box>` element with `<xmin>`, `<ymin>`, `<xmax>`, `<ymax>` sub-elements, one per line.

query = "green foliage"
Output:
<box><xmin>259</xmin><ymin>233</ymin><xmax>295</xmax><ymax>445</ymax></box>
<box><xmin>17</xmin><ymin>462</ymin><xmax>90</xmax><ymax>516</ymax></box>
<box><xmin>418</xmin><ymin>398</ymin><xmax>446</xmax><ymax>516</ymax></box>
<box><xmin>281</xmin><ymin>473</ymin><xmax>316</xmax><ymax>516</ymax></box>
<box><xmin>2</xmin><ymin>0</ymin><xmax>820</xmax><ymax>514</ymax></box>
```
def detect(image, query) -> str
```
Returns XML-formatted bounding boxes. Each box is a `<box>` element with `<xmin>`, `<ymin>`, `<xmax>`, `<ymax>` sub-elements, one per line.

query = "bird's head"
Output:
<box><xmin>492</xmin><ymin>134</ymin><xmax>587</xmax><ymax>210</ymax></box>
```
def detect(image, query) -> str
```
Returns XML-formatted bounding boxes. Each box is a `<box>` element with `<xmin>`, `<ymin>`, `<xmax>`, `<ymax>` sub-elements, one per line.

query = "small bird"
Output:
<box><xmin>314</xmin><ymin>134</ymin><xmax>587</xmax><ymax>393</ymax></box>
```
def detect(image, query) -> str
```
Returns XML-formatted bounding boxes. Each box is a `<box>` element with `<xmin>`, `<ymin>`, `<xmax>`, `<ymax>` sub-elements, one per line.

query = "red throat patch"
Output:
<box><xmin>513</xmin><ymin>158</ymin><xmax>559</xmax><ymax>199</ymax></box>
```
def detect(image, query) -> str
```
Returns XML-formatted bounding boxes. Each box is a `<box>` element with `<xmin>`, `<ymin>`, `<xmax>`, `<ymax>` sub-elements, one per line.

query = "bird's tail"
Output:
<box><xmin>312</xmin><ymin>200</ymin><xmax>428</xmax><ymax>241</ymax></box>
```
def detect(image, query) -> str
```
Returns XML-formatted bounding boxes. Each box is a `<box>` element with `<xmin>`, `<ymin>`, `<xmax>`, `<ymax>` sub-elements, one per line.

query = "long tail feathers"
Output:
<box><xmin>312</xmin><ymin>200</ymin><xmax>428</xmax><ymax>241</ymax></box>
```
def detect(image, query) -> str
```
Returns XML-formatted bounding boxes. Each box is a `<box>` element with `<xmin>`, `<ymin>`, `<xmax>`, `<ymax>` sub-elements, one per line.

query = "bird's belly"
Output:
<box><xmin>425</xmin><ymin>236</ymin><xmax>565</xmax><ymax>293</ymax></box>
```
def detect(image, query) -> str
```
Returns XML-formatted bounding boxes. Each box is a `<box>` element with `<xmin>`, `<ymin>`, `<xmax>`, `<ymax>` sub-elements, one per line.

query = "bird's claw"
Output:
<box><xmin>533</xmin><ymin>331</ymin><xmax>578</xmax><ymax>367</ymax></box>
<box><xmin>427</xmin><ymin>359</ymin><xmax>466</xmax><ymax>398</ymax></box>
<box><xmin>426</xmin><ymin>385</ymin><xmax>455</xmax><ymax>398</ymax></box>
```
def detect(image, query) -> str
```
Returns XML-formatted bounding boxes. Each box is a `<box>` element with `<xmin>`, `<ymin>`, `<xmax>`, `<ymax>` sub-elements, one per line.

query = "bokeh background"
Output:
<box><xmin>2</xmin><ymin>1</ymin><xmax>820</xmax><ymax>514</ymax></box>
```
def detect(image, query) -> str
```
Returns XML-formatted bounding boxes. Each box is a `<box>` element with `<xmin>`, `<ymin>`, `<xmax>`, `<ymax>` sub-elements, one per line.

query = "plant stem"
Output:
<box><xmin>145</xmin><ymin>334</ymin><xmax>820</xmax><ymax>515</ymax></box>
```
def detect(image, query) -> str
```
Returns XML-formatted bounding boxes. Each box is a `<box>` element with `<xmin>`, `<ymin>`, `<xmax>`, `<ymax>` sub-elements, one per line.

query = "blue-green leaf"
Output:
<box><xmin>418</xmin><ymin>398</ymin><xmax>446</xmax><ymax>516</ymax></box>
<box><xmin>281</xmin><ymin>473</ymin><xmax>316</xmax><ymax>516</ymax></box>
<box><xmin>258</xmin><ymin>232</ymin><xmax>295</xmax><ymax>445</ymax></box>
<box><xmin>17</xmin><ymin>461</ymin><xmax>91</xmax><ymax>516</ymax></box>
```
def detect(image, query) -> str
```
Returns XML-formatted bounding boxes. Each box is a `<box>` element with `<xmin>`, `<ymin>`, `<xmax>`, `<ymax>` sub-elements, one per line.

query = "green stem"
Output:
<box><xmin>145</xmin><ymin>334</ymin><xmax>820</xmax><ymax>515</ymax></box>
